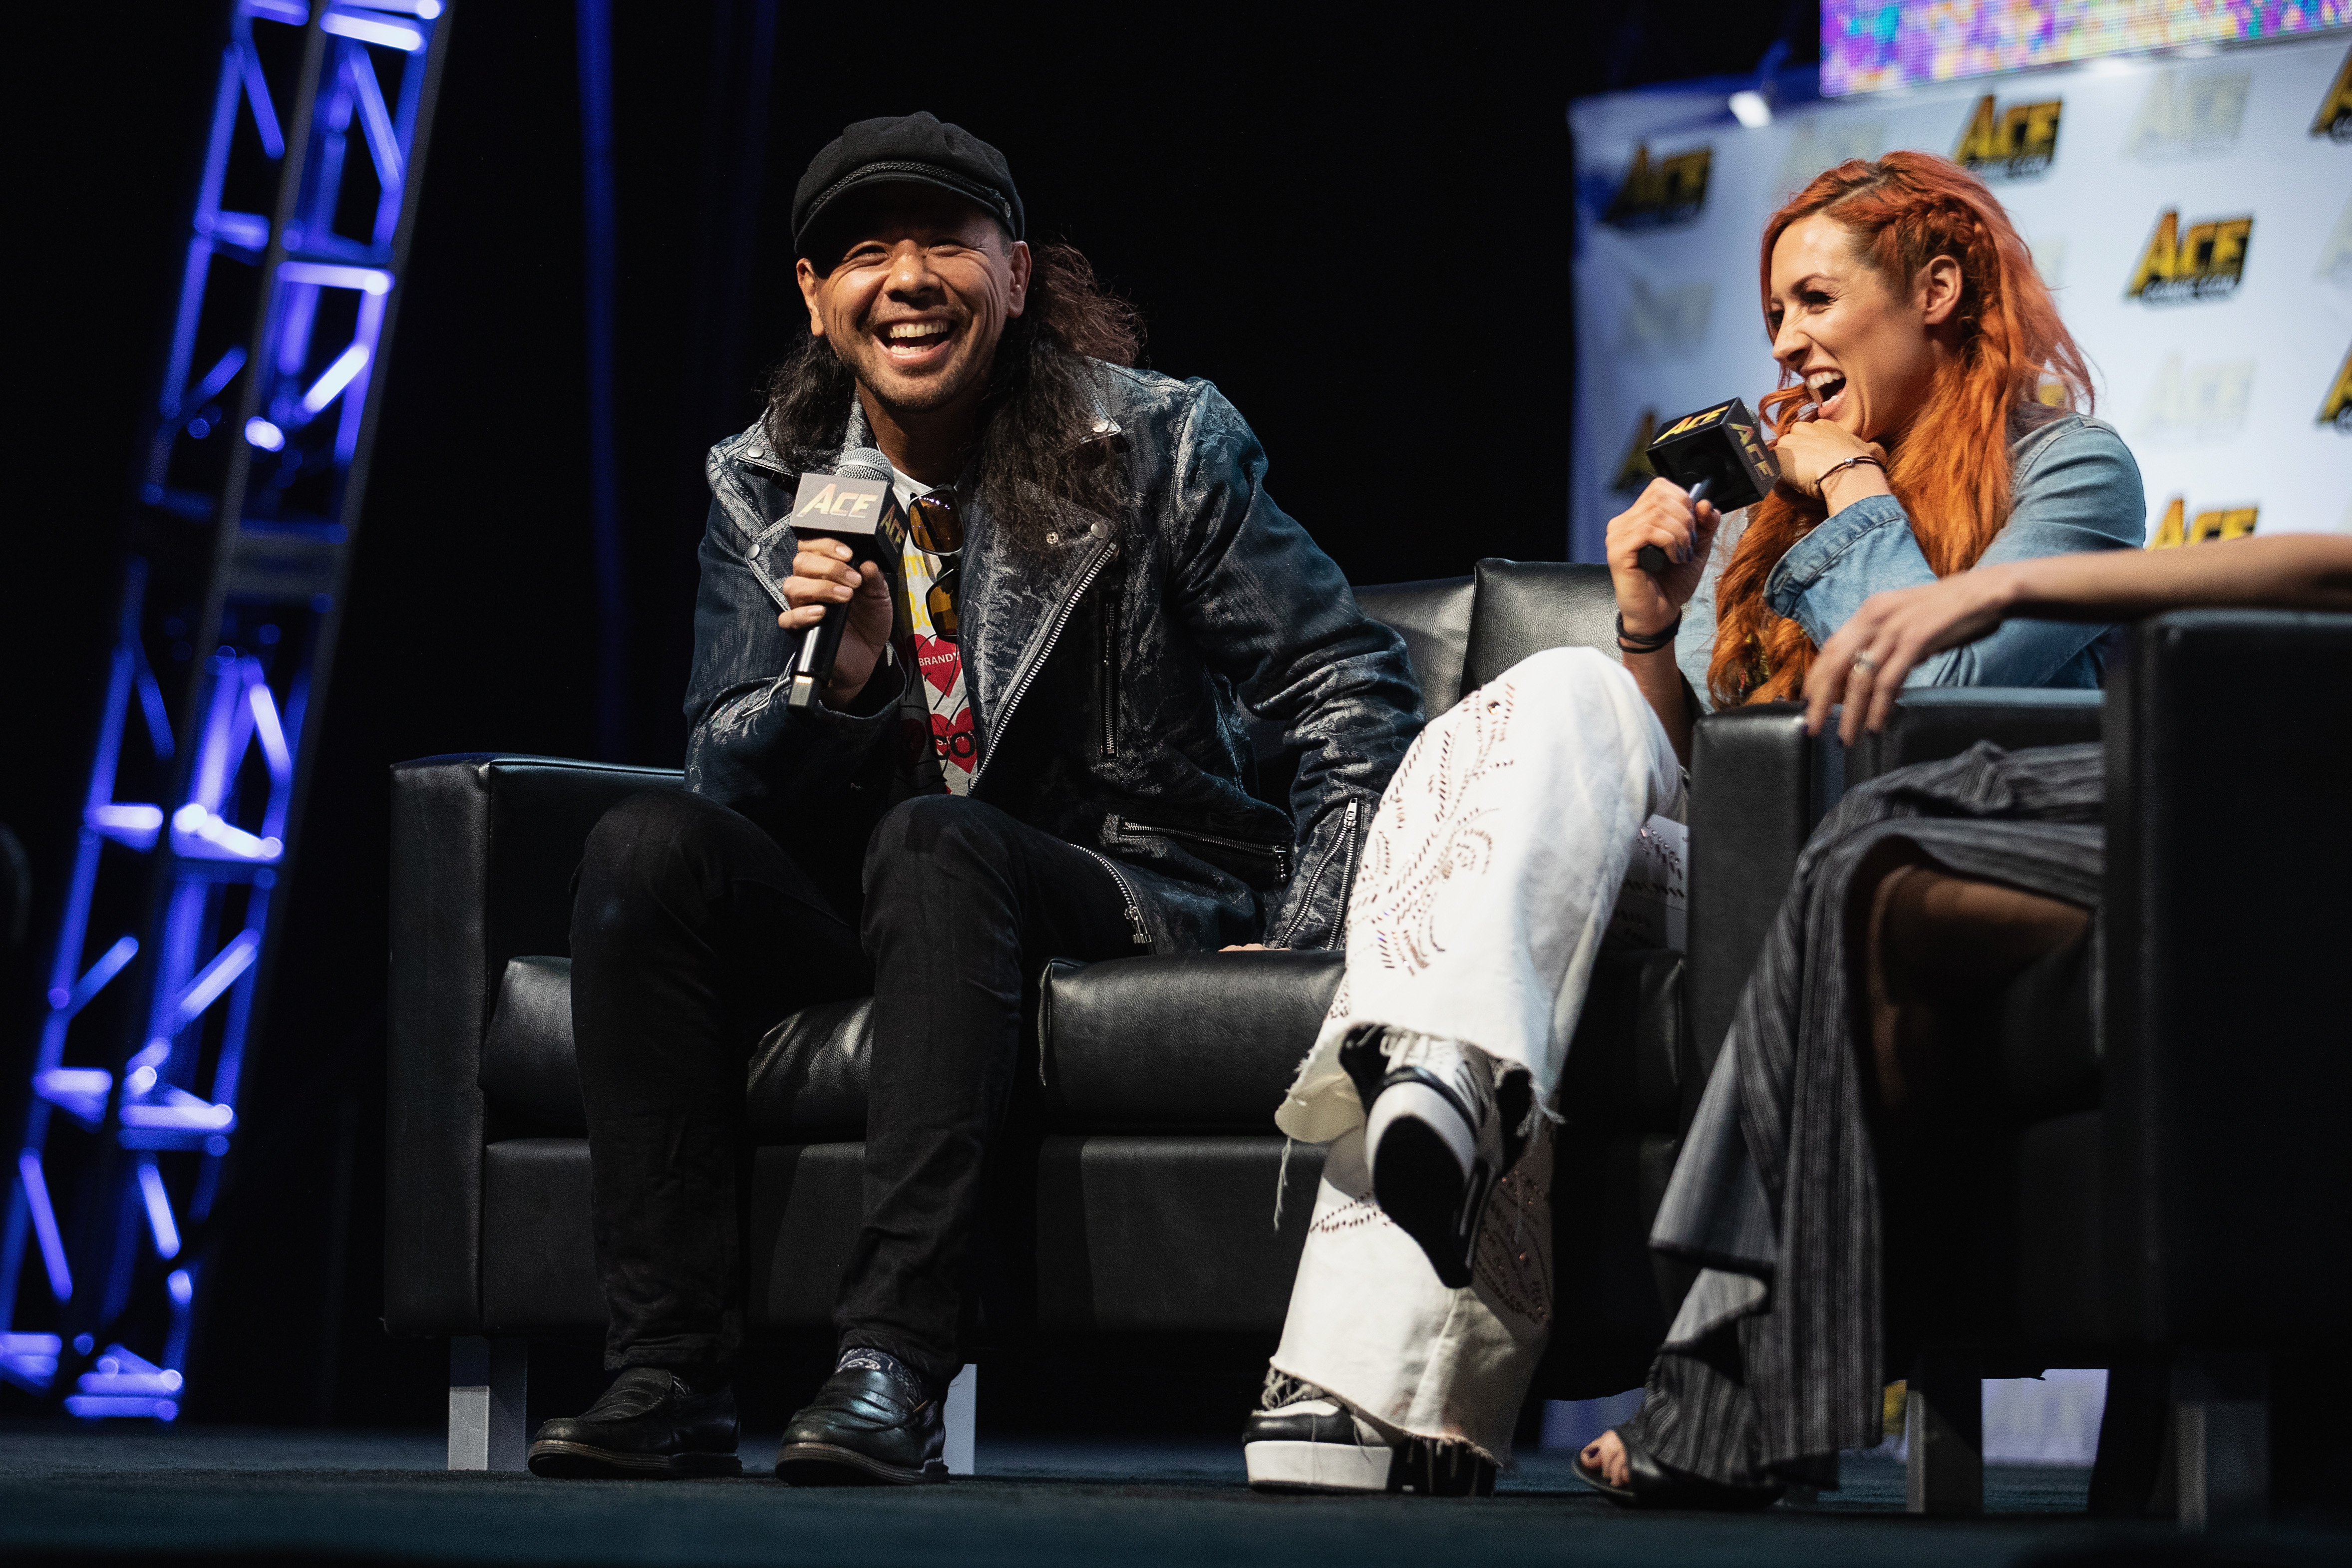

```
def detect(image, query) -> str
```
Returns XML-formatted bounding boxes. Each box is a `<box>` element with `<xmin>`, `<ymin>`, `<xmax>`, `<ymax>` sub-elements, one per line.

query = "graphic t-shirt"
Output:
<box><xmin>885</xmin><ymin>468</ymin><xmax>977</xmax><ymax>795</ymax></box>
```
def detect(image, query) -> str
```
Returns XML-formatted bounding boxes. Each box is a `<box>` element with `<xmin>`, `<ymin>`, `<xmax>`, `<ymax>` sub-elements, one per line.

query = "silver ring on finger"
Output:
<box><xmin>1852</xmin><ymin>650</ymin><xmax>1879</xmax><ymax>674</ymax></box>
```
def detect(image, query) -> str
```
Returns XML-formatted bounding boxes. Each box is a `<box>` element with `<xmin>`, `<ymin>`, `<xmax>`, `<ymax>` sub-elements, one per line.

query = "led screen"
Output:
<box><xmin>1824</xmin><ymin>0</ymin><xmax>2349</xmax><ymax>95</ymax></box>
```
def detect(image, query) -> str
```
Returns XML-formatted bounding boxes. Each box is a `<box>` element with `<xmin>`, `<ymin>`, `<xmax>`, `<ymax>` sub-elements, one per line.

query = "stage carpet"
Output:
<box><xmin>1</xmin><ymin>1422</ymin><xmax>2342</xmax><ymax>1566</ymax></box>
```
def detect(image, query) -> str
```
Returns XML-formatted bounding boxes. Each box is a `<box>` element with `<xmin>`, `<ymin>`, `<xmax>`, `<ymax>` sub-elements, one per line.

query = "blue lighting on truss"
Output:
<box><xmin>1</xmin><ymin>0</ymin><xmax>451</xmax><ymax>1420</ymax></box>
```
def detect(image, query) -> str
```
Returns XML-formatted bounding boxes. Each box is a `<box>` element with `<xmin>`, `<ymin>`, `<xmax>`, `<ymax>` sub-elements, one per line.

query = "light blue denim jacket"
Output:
<box><xmin>1763</xmin><ymin>409</ymin><xmax>2145</xmax><ymax>687</ymax></box>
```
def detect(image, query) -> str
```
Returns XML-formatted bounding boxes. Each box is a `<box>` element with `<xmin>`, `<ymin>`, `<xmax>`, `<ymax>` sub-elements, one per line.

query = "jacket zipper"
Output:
<box><xmin>1107</xmin><ymin>816</ymin><xmax>1292</xmax><ymax>884</ymax></box>
<box><xmin>968</xmin><ymin>538</ymin><xmax>1117</xmax><ymax>796</ymax></box>
<box><xmin>1281</xmin><ymin>797</ymin><xmax>1360</xmax><ymax>949</ymax></box>
<box><xmin>1100</xmin><ymin>596</ymin><xmax>1117</xmax><ymax>759</ymax></box>
<box><xmin>1082</xmin><ymin>849</ymin><xmax>1153</xmax><ymax>949</ymax></box>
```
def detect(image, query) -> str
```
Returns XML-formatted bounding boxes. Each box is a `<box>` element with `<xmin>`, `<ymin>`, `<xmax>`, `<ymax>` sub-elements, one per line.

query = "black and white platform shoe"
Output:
<box><xmin>1342</xmin><ymin>1025</ymin><xmax>1532</xmax><ymax>1289</ymax></box>
<box><xmin>1243</xmin><ymin>1373</ymin><xmax>1495</xmax><ymax>1496</ymax></box>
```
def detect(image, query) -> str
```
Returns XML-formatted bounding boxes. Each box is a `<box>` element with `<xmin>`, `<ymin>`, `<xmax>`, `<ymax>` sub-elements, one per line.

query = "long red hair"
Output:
<box><xmin>1706</xmin><ymin>151</ymin><xmax>2095</xmax><ymax>707</ymax></box>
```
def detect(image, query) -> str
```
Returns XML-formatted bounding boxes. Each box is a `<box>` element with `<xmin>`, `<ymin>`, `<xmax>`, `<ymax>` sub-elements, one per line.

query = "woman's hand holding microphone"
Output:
<box><xmin>1605</xmin><ymin>478</ymin><xmax>1719</xmax><ymax>641</ymax></box>
<box><xmin>1605</xmin><ymin>478</ymin><xmax>1720</xmax><ymax>766</ymax></box>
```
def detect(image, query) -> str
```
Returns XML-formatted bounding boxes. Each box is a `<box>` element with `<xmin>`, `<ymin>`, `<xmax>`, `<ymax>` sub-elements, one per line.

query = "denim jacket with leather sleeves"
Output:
<box><xmin>679</xmin><ymin>362</ymin><xmax>1422</xmax><ymax>954</ymax></box>
<box><xmin>1764</xmin><ymin>410</ymin><xmax>2145</xmax><ymax>687</ymax></box>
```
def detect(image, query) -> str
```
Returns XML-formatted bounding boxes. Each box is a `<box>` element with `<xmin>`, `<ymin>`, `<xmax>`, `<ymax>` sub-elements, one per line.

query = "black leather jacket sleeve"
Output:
<box><xmin>1165</xmin><ymin>383</ymin><xmax>1422</xmax><ymax>949</ymax></box>
<box><xmin>680</xmin><ymin>495</ymin><xmax>906</xmax><ymax>827</ymax></box>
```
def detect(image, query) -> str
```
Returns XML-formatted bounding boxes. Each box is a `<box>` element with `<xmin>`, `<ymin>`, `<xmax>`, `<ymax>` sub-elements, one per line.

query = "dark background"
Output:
<box><xmin>2</xmin><ymin>0</ymin><xmax>1815</xmax><ymax>1427</ymax></box>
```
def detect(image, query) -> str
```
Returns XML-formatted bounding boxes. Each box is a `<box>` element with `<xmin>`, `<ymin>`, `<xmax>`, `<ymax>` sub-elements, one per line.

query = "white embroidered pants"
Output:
<box><xmin>1269</xmin><ymin>647</ymin><xmax>1685</xmax><ymax>1464</ymax></box>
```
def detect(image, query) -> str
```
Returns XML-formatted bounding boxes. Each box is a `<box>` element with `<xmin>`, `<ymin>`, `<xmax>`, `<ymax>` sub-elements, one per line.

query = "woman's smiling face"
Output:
<box><xmin>1766</xmin><ymin>212</ymin><xmax>1961</xmax><ymax>445</ymax></box>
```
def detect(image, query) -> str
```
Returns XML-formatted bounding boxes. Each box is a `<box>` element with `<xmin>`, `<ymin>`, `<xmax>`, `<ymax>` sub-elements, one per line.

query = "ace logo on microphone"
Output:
<box><xmin>791</xmin><ymin>474</ymin><xmax>890</xmax><ymax>534</ymax></box>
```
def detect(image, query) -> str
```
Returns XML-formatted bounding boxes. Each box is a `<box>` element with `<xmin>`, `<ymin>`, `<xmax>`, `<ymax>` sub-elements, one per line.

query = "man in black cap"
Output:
<box><xmin>526</xmin><ymin>112</ymin><xmax>1419</xmax><ymax>1485</ymax></box>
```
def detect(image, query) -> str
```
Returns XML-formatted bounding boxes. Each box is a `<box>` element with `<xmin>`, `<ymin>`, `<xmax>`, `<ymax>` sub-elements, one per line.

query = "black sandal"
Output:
<box><xmin>1572</xmin><ymin>1427</ymin><xmax>1784</xmax><ymax>1512</ymax></box>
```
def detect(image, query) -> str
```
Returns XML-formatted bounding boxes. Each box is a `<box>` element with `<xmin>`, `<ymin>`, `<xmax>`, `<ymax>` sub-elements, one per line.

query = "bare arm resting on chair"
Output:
<box><xmin>1806</xmin><ymin>534</ymin><xmax>2352</xmax><ymax>744</ymax></box>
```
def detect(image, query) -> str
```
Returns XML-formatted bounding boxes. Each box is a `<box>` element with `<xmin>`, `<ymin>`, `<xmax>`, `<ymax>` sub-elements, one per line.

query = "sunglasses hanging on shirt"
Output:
<box><xmin>909</xmin><ymin>490</ymin><xmax>964</xmax><ymax>639</ymax></box>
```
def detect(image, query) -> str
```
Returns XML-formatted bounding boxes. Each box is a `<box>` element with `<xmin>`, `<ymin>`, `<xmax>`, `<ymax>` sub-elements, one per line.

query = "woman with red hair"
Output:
<box><xmin>1617</xmin><ymin>149</ymin><xmax>2140</xmax><ymax>749</ymax></box>
<box><xmin>1563</xmin><ymin>155</ymin><xmax>2153</xmax><ymax>1508</ymax></box>
<box><xmin>1248</xmin><ymin>152</ymin><xmax>2143</xmax><ymax>1499</ymax></box>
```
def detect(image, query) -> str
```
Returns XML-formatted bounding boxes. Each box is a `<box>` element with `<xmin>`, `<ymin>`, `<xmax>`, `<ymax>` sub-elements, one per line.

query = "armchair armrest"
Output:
<box><xmin>2102</xmin><ymin>611</ymin><xmax>2352</xmax><ymax>1348</ymax></box>
<box><xmin>1686</xmin><ymin>704</ymin><xmax>1838</xmax><ymax>1096</ymax></box>
<box><xmin>1845</xmin><ymin>686</ymin><xmax>2102</xmax><ymax>787</ymax></box>
<box><xmin>1685</xmin><ymin>689</ymin><xmax>2102</xmax><ymax>1093</ymax></box>
<box><xmin>385</xmin><ymin>753</ymin><xmax>684</xmax><ymax>1334</ymax></box>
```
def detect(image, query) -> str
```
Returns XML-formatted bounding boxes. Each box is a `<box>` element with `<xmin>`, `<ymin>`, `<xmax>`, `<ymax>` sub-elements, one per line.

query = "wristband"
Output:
<box><xmin>1616</xmin><ymin>611</ymin><xmax>1681</xmax><ymax>654</ymax></box>
<box><xmin>1816</xmin><ymin>453</ymin><xmax>1885</xmax><ymax>494</ymax></box>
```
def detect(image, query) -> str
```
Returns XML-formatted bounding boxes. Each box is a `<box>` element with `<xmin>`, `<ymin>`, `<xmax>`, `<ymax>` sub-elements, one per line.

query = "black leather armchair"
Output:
<box><xmin>1681</xmin><ymin>611</ymin><xmax>2351</xmax><ymax>1527</ymax></box>
<box><xmin>1987</xmin><ymin>611</ymin><xmax>2347</xmax><ymax>1526</ymax></box>
<box><xmin>390</xmin><ymin>560</ymin><xmax>1692</xmax><ymax>1469</ymax></box>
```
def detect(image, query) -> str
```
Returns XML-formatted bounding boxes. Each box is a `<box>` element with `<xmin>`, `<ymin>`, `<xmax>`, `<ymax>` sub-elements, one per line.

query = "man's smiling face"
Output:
<box><xmin>796</xmin><ymin>185</ymin><xmax>1030</xmax><ymax>420</ymax></box>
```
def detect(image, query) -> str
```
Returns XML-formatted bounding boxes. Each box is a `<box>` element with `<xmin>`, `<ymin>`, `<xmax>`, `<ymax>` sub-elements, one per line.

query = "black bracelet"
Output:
<box><xmin>1616</xmin><ymin>611</ymin><xmax>1681</xmax><ymax>653</ymax></box>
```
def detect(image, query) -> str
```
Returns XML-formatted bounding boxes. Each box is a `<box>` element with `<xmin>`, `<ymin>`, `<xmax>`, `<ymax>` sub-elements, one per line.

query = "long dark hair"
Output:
<box><xmin>760</xmin><ymin>242</ymin><xmax>1144</xmax><ymax>546</ymax></box>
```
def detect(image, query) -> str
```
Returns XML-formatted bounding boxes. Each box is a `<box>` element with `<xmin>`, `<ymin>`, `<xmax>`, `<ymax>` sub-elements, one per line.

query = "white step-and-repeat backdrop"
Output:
<box><xmin>1568</xmin><ymin>34</ymin><xmax>2351</xmax><ymax>563</ymax></box>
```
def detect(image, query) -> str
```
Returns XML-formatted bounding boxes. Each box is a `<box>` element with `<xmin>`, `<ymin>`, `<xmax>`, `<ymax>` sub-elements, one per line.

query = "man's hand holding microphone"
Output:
<box><xmin>780</xmin><ymin>538</ymin><xmax>894</xmax><ymax>707</ymax></box>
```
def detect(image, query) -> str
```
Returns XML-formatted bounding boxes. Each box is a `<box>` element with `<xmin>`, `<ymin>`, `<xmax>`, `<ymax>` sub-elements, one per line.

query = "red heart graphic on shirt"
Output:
<box><xmin>916</xmin><ymin>634</ymin><xmax>961</xmax><ymax>697</ymax></box>
<box><xmin>932</xmin><ymin>706</ymin><xmax>977</xmax><ymax>773</ymax></box>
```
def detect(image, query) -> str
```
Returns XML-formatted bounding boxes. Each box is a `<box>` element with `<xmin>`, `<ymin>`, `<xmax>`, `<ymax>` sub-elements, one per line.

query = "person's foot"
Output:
<box><xmin>1244</xmin><ymin>1371</ymin><xmax>1391</xmax><ymax>1492</ymax></box>
<box><xmin>773</xmin><ymin>1349</ymin><xmax>947</xmax><ymax>1486</ymax></box>
<box><xmin>1574</xmin><ymin>1425</ymin><xmax>1783</xmax><ymax>1511</ymax></box>
<box><xmin>1345</xmin><ymin>1026</ymin><xmax>1531</xmax><ymax>1288</ymax></box>
<box><xmin>526</xmin><ymin>1366</ymin><xmax>741</xmax><ymax>1478</ymax></box>
<box><xmin>1243</xmin><ymin>1372</ymin><xmax>1495</xmax><ymax>1496</ymax></box>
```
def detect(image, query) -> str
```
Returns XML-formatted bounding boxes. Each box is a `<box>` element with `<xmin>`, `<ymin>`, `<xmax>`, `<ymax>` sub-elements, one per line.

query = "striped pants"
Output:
<box><xmin>1631</xmin><ymin>741</ymin><xmax>2105</xmax><ymax>1483</ymax></box>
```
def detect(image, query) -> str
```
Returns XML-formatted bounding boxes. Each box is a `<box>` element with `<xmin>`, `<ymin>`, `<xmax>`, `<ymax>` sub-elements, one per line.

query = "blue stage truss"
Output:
<box><xmin>1</xmin><ymin>0</ymin><xmax>451</xmax><ymax>1418</ymax></box>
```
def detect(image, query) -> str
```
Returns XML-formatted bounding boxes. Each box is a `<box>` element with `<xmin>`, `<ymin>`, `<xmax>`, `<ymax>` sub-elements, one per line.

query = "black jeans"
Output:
<box><xmin>570</xmin><ymin>788</ymin><xmax>1140</xmax><ymax>1389</ymax></box>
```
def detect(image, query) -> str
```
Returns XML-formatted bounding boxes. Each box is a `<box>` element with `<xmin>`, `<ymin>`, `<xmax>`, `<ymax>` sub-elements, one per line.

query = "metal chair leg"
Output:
<box><xmin>944</xmin><ymin>1363</ymin><xmax>977</xmax><ymax>1477</ymax></box>
<box><xmin>2175</xmin><ymin>1351</ymin><xmax>2266</xmax><ymax>1529</ymax></box>
<box><xmin>448</xmin><ymin>1336</ymin><xmax>530</xmax><ymax>1473</ymax></box>
<box><xmin>1906</xmin><ymin>1351</ymin><xmax>1983</xmax><ymax>1516</ymax></box>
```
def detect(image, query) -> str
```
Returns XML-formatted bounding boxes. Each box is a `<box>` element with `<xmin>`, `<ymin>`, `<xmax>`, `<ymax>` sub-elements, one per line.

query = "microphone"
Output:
<box><xmin>785</xmin><ymin>447</ymin><xmax>900</xmax><ymax>710</ymax></box>
<box><xmin>1635</xmin><ymin>396</ymin><xmax>1780</xmax><ymax>573</ymax></box>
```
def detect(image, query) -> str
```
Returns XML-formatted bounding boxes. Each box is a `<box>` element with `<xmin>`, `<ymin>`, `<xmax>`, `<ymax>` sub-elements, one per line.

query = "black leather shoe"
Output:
<box><xmin>774</xmin><ymin>1366</ymin><xmax>947</xmax><ymax>1486</ymax></box>
<box><xmin>526</xmin><ymin>1367</ymin><xmax>742</xmax><ymax>1479</ymax></box>
<box><xmin>1572</xmin><ymin>1426</ymin><xmax>1782</xmax><ymax>1511</ymax></box>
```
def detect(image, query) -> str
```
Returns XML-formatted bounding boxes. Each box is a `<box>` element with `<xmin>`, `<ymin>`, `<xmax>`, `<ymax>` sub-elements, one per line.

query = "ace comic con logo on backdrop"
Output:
<box><xmin>2149</xmin><ymin>497</ymin><xmax>2260</xmax><ymax>549</ymax></box>
<box><xmin>2127</xmin><ymin>210</ymin><xmax>2255</xmax><ymax>304</ymax></box>
<box><xmin>2322</xmin><ymin>344</ymin><xmax>2352</xmax><ymax>433</ymax></box>
<box><xmin>1953</xmin><ymin>94</ymin><xmax>2062</xmax><ymax>179</ymax></box>
<box><xmin>1604</xmin><ymin>144</ymin><xmax>1714</xmax><ymax>229</ymax></box>
<box><xmin>2316</xmin><ymin>48</ymin><xmax>2352</xmax><ymax>141</ymax></box>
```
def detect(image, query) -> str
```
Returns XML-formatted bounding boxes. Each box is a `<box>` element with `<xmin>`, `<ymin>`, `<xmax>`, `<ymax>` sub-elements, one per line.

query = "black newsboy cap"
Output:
<box><xmin>792</xmin><ymin>112</ymin><xmax>1023</xmax><ymax>259</ymax></box>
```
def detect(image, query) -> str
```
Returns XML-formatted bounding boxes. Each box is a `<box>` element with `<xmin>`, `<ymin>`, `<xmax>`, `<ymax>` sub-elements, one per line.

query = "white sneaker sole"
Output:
<box><xmin>1244</xmin><ymin>1438</ymin><xmax>1393</xmax><ymax>1493</ymax></box>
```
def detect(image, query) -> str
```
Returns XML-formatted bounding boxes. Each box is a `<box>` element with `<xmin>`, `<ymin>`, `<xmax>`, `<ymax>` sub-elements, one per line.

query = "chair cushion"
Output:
<box><xmin>1355</xmin><ymin>575</ymin><xmax>1475</xmax><ymax>713</ymax></box>
<box><xmin>1037</xmin><ymin>950</ymin><xmax>1344</xmax><ymax>1131</ymax></box>
<box><xmin>1461</xmin><ymin>559</ymin><xmax>1621</xmax><ymax>692</ymax></box>
<box><xmin>478</xmin><ymin>956</ymin><xmax>871</xmax><ymax>1139</ymax></box>
<box><xmin>477</xmin><ymin>957</ymin><xmax>584</xmax><ymax>1128</ymax></box>
<box><xmin>481</xmin><ymin>943</ymin><xmax>1687</xmax><ymax>1141</ymax></box>
<box><xmin>1039</xmin><ymin>945</ymin><xmax>1685</xmax><ymax>1133</ymax></box>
